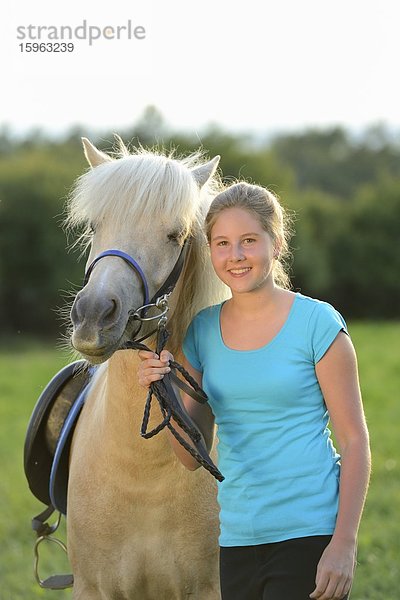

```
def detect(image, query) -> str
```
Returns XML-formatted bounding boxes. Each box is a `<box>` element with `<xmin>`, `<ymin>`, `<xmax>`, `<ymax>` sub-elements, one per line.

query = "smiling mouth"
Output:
<box><xmin>228</xmin><ymin>267</ymin><xmax>251</xmax><ymax>275</ymax></box>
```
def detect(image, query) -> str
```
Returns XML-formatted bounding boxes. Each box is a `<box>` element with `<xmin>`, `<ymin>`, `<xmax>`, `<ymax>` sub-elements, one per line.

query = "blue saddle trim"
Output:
<box><xmin>49</xmin><ymin>374</ymin><xmax>94</xmax><ymax>515</ymax></box>
<box><xmin>24</xmin><ymin>360</ymin><xmax>89</xmax><ymax>506</ymax></box>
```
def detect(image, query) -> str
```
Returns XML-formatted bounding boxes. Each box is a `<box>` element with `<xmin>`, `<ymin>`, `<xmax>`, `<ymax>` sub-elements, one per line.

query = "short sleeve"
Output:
<box><xmin>182</xmin><ymin>317</ymin><xmax>202</xmax><ymax>371</ymax></box>
<box><xmin>308</xmin><ymin>302</ymin><xmax>348</xmax><ymax>364</ymax></box>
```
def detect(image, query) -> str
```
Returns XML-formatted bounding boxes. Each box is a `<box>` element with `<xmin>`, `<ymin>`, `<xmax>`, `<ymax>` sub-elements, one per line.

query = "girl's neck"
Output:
<box><xmin>227</xmin><ymin>283</ymin><xmax>288</xmax><ymax>320</ymax></box>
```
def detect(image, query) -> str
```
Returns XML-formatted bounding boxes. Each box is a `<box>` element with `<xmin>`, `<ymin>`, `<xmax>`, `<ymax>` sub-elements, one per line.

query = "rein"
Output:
<box><xmin>84</xmin><ymin>242</ymin><xmax>224</xmax><ymax>482</ymax></box>
<box><xmin>124</xmin><ymin>317</ymin><xmax>224</xmax><ymax>482</ymax></box>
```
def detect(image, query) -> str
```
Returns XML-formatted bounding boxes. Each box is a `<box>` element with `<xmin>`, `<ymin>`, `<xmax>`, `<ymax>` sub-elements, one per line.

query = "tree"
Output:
<box><xmin>0</xmin><ymin>148</ymin><xmax>84</xmax><ymax>335</ymax></box>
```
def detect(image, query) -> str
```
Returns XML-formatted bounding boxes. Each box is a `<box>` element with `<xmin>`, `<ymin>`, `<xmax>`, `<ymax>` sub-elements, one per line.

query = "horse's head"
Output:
<box><xmin>68</xmin><ymin>137</ymin><xmax>221</xmax><ymax>364</ymax></box>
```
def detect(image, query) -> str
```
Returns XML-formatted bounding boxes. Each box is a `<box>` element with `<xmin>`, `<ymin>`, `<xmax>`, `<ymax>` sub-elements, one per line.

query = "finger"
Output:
<box><xmin>310</xmin><ymin>574</ymin><xmax>329</xmax><ymax>598</ymax></box>
<box><xmin>336</xmin><ymin>576</ymin><xmax>352</xmax><ymax>599</ymax></box>
<box><xmin>159</xmin><ymin>350</ymin><xmax>173</xmax><ymax>364</ymax></box>
<box><xmin>321</xmin><ymin>581</ymin><xmax>339</xmax><ymax>599</ymax></box>
<box><xmin>311</xmin><ymin>576</ymin><xmax>343</xmax><ymax>600</ymax></box>
<box><xmin>138</xmin><ymin>364</ymin><xmax>171</xmax><ymax>386</ymax></box>
<box><xmin>138</xmin><ymin>350</ymin><xmax>158</xmax><ymax>361</ymax></box>
<box><xmin>138</xmin><ymin>371</ymin><xmax>166</xmax><ymax>388</ymax></box>
<box><xmin>140</xmin><ymin>358</ymin><xmax>167</xmax><ymax>369</ymax></box>
<box><xmin>142</xmin><ymin>365</ymin><xmax>171</xmax><ymax>377</ymax></box>
<box><xmin>142</xmin><ymin>371</ymin><xmax>168</xmax><ymax>384</ymax></box>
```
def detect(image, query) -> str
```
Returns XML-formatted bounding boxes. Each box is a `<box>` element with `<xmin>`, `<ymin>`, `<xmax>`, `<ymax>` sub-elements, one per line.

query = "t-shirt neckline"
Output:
<box><xmin>217</xmin><ymin>292</ymin><xmax>300</xmax><ymax>353</ymax></box>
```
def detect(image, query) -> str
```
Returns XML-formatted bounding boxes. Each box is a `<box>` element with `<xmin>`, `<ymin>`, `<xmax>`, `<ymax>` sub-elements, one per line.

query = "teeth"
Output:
<box><xmin>230</xmin><ymin>268</ymin><xmax>250</xmax><ymax>274</ymax></box>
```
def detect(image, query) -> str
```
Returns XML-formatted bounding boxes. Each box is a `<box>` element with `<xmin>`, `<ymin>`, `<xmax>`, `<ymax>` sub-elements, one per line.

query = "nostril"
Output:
<box><xmin>71</xmin><ymin>293</ymin><xmax>121</xmax><ymax>330</ymax></box>
<box><xmin>101</xmin><ymin>299</ymin><xmax>118</xmax><ymax>324</ymax></box>
<box><xmin>71</xmin><ymin>293</ymin><xmax>83</xmax><ymax>324</ymax></box>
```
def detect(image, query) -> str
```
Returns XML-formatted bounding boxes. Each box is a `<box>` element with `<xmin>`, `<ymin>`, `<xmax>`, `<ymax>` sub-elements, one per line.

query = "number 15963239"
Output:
<box><xmin>19</xmin><ymin>42</ymin><xmax>75</xmax><ymax>52</ymax></box>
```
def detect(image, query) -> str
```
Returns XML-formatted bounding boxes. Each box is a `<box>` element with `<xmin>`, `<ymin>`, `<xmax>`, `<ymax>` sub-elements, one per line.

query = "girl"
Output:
<box><xmin>138</xmin><ymin>182</ymin><xmax>371</xmax><ymax>600</ymax></box>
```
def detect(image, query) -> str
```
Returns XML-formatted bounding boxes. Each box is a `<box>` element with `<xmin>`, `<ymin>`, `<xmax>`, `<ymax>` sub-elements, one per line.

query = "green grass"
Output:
<box><xmin>346</xmin><ymin>322</ymin><xmax>400</xmax><ymax>599</ymax></box>
<box><xmin>0</xmin><ymin>324</ymin><xmax>399</xmax><ymax>599</ymax></box>
<box><xmin>0</xmin><ymin>340</ymin><xmax>72</xmax><ymax>600</ymax></box>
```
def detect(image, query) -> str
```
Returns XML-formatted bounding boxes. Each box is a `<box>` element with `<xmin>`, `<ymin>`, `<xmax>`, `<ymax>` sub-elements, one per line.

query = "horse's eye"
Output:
<box><xmin>167</xmin><ymin>231</ymin><xmax>181</xmax><ymax>243</ymax></box>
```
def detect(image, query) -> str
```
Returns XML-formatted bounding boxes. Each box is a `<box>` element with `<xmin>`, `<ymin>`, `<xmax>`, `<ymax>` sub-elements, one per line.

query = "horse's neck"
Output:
<box><xmin>103</xmin><ymin>350</ymin><xmax>157</xmax><ymax>422</ymax></box>
<box><xmin>94</xmin><ymin>350</ymin><xmax>172</xmax><ymax>460</ymax></box>
<box><xmin>105</xmin><ymin>350</ymin><xmax>140</xmax><ymax>406</ymax></box>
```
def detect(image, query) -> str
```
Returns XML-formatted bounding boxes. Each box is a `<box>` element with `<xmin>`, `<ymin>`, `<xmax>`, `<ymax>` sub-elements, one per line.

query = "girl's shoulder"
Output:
<box><xmin>295</xmin><ymin>292</ymin><xmax>343</xmax><ymax>319</ymax></box>
<box><xmin>295</xmin><ymin>291</ymin><xmax>328</xmax><ymax>307</ymax></box>
<box><xmin>294</xmin><ymin>293</ymin><xmax>348</xmax><ymax>362</ymax></box>
<box><xmin>192</xmin><ymin>302</ymin><xmax>223</xmax><ymax>324</ymax></box>
<box><xmin>186</xmin><ymin>303</ymin><xmax>223</xmax><ymax>339</ymax></box>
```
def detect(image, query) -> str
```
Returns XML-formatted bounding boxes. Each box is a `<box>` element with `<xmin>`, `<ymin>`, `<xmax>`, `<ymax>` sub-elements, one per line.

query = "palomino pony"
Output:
<box><xmin>65</xmin><ymin>137</ymin><xmax>229</xmax><ymax>599</ymax></box>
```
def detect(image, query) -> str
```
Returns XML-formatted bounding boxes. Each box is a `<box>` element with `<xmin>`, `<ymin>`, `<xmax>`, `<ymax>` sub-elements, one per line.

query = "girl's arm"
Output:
<box><xmin>310</xmin><ymin>331</ymin><xmax>371</xmax><ymax>600</ymax></box>
<box><xmin>137</xmin><ymin>349</ymin><xmax>215</xmax><ymax>471</ymax></box>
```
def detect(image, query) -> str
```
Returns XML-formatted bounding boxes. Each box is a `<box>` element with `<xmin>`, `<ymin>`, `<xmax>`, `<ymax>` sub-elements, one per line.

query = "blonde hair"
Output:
<box><xmin>205</xmin><ymin>182</ymin><xmax>293</xmax><ymax>289</ymax></box>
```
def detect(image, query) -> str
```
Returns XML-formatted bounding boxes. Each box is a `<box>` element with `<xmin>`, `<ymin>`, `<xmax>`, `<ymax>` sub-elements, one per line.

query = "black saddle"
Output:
<box><xmin>24</xmin><ymin>360</ymin><xmax>95</xmax><ymax>515</ymax></box>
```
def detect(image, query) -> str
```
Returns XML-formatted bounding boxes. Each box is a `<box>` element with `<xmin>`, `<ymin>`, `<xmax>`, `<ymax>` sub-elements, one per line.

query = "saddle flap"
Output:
<box><xmin>24</xmin><ymin>360</ymin><xmax>90</xmax><ymax>506</ymax></box>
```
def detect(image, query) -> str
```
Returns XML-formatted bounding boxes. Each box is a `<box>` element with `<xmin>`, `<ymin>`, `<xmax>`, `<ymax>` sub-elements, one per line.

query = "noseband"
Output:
<box><xmin>84</xmin><ymin>249</ymin><xmax>150</xmax><ymax>305</ymax></box>
<box><xmin>83</xmin><ymin>242</ymin><xmax>189</xmax><ymax>336</ymax></box>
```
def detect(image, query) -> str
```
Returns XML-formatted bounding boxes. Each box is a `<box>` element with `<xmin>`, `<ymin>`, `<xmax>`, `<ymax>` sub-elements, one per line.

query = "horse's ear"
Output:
<box><xmin>191</xmin><ymin>156</ymin><xmax>220</xmax><ymax>188</ymax></box>
<box><xmin>81</xmin><ymin>137</ymin><xmax>113</xmax><ymax>167</ymax></box>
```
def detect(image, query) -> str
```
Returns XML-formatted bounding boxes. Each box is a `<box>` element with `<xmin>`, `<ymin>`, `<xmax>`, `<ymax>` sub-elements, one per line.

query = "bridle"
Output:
<box><xmin>83</xmin><ymin>242</ymin><xmax>189</xmax><ymax>340</ymax></box>
<box><xmin>81</xmin><ymin>240</ymin><xmax>224</xmax><ymax>483</ymax></box>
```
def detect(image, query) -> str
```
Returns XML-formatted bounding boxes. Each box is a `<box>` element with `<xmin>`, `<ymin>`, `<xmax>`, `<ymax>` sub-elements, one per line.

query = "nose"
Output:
<box><xmin>230</xmin><ymin>242</ymin><xmax>245</xmax><ymax>262</ymax></box>
<box><xmin>71</xmin><ymin>291</ymin><xmax>121</xmax><ymax>331</ymax></box>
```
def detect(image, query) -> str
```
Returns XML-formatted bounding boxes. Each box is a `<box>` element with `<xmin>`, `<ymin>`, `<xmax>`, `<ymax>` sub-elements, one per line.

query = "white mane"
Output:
<box><xmin>66</xmin><ymin>143</ymin><xmax>230</xmax><ymax>354</ymax></box>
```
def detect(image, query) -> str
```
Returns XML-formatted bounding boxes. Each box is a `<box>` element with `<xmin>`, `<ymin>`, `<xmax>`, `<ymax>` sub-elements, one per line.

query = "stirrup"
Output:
<box><xmin>32</xmin><ymin>506</ymin><xmax>74</xmax><ymax>589</ymax></box>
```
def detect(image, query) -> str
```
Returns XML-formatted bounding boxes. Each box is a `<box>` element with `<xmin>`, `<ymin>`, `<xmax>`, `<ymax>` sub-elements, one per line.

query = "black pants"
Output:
<box><xmin>220</xmin><ymin>535</ymin><xmax>350</xmax><ymax>600</ymax></box>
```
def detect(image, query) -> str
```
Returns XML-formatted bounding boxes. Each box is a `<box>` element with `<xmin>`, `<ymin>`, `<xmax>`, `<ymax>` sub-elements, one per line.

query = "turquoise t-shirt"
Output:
<box><xmin>182</xmin><ymin>292</ymin><xmax>348</xmax><ymax>547</ymax></box>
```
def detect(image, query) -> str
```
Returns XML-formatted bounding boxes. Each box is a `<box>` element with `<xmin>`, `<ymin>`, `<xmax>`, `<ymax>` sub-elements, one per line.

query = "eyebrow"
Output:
<box><xmin>211</xmin><ymin>232</ymin><xmax>261</xmax><ymax>241</ymax></box>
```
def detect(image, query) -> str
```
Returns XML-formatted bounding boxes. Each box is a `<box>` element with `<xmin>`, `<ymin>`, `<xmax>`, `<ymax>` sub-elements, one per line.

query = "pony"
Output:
<box><xmin>65</xmin><ymin>136</ymin><xmax>230</xmax><ymax>599</ymax></box>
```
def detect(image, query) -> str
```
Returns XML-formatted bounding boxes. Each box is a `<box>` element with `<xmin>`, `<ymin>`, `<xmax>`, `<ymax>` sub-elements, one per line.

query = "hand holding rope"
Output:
<box><xmin>124</xmin><ymin>301</ymin><xmax>224</xmax><ymax>482</ymax></box>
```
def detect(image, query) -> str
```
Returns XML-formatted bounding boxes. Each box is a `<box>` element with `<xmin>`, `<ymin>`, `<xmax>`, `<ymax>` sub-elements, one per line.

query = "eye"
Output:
<box><xmin>217</xmin><ymin>240</ymin><xmax>228</xmax><ymax>247</ymax></box>
<box><xmin>167</xmin><ymin>230</ymin><xmax>185</xmax><ymax>244</ymax></box>
<box><xmin>243</xmin><ymin>238</ymin><xmax>256</xmax><ymax>244</ymax></box>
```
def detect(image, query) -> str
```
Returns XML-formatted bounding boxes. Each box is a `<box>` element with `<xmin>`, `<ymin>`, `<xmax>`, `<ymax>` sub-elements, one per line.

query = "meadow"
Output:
<box><xmin>0</xmin><ymin>323</ymin><xmax>399</xmax><ymax>599</ymax></box>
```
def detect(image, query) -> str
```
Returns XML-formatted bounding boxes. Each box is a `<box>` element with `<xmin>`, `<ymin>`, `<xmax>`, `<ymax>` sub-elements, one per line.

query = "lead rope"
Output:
<box><xmin>124</xmin><ymin>324</ymin><xmax>224</xmax><ymax>482</ymax></box>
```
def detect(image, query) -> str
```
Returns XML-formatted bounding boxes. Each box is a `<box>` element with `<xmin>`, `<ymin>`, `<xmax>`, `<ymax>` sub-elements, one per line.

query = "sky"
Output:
<box><xmin>2</xmin><ymin>0</ymin><xmax>400</xmax><ymax>139</ymax></box>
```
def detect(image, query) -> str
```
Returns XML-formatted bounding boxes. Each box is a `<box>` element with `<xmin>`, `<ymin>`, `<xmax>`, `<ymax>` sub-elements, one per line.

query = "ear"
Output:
<box><xmin>191</xmin><ymin>156</ymin><xmax>220</xmax><ymax>188</ymax></box>
<box><xmin>81</xmin><ymin>137</ymin><xmax>113</xmax><ymax>167</ymax></box>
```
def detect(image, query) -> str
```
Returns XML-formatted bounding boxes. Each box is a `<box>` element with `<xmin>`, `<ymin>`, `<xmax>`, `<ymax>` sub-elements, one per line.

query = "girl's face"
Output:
<box><xmin>209</xmin><ymin>207</ymin><xmax>276</xmax><ymax>295</ymax></box>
